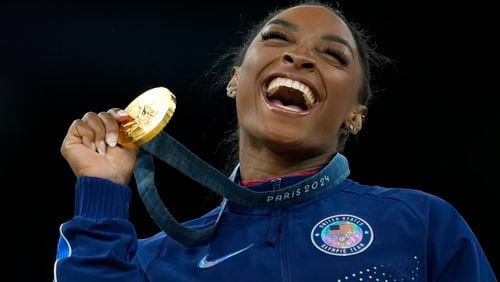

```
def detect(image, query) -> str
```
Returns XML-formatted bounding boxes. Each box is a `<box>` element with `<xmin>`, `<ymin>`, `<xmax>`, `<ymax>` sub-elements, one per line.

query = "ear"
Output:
<box><xmin>226</xmin><ymin>67</ymin><xmax>240</xmax><ymax>98</ymax></box>
<box><xmin>345</xmin><ymin>105</ymin><xmax>368</xmax><ymax>134</ymax></box>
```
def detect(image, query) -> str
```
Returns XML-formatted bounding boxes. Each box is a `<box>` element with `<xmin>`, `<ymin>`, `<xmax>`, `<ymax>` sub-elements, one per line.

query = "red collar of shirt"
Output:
<box><xmin>240</xmin><ymin>170</ymin><xmax>319</xmax><ymax>186</ymax></box>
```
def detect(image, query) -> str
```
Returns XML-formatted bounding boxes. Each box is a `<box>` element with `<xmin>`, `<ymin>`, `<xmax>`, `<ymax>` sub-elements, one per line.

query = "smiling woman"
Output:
<box><xmin>233</xmin><ymin>5</ymin><xmax>369</xmax><ymax>175</ymax></box>
<box><xmin>53</xmin><ymin>1</ymin><xmax>496</xmax><ymax>282</ymax></box>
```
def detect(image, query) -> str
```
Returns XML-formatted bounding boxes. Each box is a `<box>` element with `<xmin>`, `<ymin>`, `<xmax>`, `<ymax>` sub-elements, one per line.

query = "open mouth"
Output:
<box><xmin>264</xmin><ymin>77</ymin><xmax>318</xmax><ymax>114</ymax></box>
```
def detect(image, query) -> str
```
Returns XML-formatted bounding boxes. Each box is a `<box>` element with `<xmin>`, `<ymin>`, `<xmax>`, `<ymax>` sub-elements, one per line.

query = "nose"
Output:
<box><xmin>282</xmin><ymin>51</ymin><xmax>316</xmax><ymax>71</ymax></box>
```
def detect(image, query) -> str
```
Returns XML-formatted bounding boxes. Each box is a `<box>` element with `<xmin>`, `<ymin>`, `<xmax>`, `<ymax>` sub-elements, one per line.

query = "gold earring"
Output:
<box><xmin>226</xmin><ymin>87</ymin><xmax>237</xmax><ymax>98</ymax></box>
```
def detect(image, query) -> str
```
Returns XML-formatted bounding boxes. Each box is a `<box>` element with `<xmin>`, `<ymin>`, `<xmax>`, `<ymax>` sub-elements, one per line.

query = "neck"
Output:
<box><xmin>238</xmin><ymin>136</ymin><xmax>336</xmax><ymax>182</ymax></box>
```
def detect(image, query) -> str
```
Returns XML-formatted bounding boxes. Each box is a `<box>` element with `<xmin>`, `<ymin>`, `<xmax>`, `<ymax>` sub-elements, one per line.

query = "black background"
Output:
<box><xmin>2</xmin><ymin>0</ymin><xmax>498</xmax><ymax>280</ymax></box>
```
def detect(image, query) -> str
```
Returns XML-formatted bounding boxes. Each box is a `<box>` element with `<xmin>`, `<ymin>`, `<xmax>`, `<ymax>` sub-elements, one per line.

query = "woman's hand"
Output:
<box><xmin>61</xmin><ymin>108</ymin><xmax>138</xmax><ymax>185</ymax></box>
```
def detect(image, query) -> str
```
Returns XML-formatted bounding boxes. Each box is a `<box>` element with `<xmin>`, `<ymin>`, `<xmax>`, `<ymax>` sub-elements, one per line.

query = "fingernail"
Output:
<box><xmin>117</xmin><ymin>110</ymin><xmax>128</xmax><ymax>117</ymax></box>
<box><xmin>106</xmin><ymin>132</ymin><xmax>117</xmax><ymax>147</ymax></box>
<box><xmin>98</xmin><ymin>140</ymin><xmax>106</xmax><ymax>156</ymax></box>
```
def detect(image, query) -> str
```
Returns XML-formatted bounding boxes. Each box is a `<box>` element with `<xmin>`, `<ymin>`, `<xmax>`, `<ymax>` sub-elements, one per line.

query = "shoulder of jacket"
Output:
<box><xmin>344</xmin><ymin>180</ymin><xmax>456</xmax><ymax>220</ymax></box>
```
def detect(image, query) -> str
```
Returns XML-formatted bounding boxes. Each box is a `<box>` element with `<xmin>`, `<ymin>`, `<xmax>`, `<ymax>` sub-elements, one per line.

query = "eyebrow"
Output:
<box><xmin>267</xmin><ymin>19</ymin><xmax>298</xmax><ymax>31</ymax></box>
<box><xmin>267</xmin><ymin>18</ymin><xmax>354</xmax><ymax>55</ymax></box>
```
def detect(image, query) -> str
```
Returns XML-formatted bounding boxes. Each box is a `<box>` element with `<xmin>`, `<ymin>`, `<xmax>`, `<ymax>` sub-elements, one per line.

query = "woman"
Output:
<box><xmin>54</xmin><ymin>2</ymin><xmax>496</xmax><ymax>281</ymax></box>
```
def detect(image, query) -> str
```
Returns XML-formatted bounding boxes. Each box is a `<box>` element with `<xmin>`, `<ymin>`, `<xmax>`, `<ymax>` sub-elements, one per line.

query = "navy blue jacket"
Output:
<box><xmin>54</xmin><ymin>157</ymin><xmax>496</xmax><ymax>281</ymax></box>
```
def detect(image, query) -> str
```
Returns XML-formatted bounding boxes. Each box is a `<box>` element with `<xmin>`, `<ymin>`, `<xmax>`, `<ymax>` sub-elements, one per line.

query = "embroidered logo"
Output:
<box><xmin>197</xmin><ymin>244</ymin><xmax>254</xmax><ymax>269</ymax></box>
<box><xmin>311</xmin><ymin>214</ymin><xmax>373</xmax><ymax>256</ymax></box>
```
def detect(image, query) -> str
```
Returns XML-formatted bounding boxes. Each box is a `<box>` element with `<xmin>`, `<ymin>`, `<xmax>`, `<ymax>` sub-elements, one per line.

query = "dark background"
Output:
<box><xmin>2</xmin><ymin>0</ymin><xmax>498</xmax><ymax>280</ymax></box>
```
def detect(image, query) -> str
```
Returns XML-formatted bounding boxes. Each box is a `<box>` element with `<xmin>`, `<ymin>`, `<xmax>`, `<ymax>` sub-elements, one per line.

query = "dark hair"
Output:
<box><xmin>217</xmin><ymin>1</ymin><xmax>389</xmax><ymax>174</ymax></box>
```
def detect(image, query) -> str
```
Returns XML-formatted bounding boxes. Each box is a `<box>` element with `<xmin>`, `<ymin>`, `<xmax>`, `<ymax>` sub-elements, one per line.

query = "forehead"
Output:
<box><xmin>267</xmin><ymin>5</ymin><xmax>355</xmax><ymax>45</ymax></box>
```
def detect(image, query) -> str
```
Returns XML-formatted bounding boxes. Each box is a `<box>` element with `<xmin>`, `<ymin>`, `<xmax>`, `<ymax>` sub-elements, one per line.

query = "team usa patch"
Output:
<box><xmin>311</xmin><ymin>214</ymin><xmax>373</xmax><ymax>256</ymax></box>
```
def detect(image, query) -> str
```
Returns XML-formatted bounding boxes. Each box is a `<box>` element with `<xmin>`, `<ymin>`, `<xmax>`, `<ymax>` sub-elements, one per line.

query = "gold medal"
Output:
<box><xmin>118</xmin><ymin>87</ymin><xmax>176</xmax><ymax>146</ymax></box>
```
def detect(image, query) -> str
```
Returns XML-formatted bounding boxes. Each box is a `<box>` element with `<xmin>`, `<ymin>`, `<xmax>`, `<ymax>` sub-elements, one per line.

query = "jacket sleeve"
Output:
<box><xmin>53</xmin><ymin>176</ymin><xmax>148</xmax><ymax>282</ymax></box>
<box><xmin>426</xmin><ymin>195</ymin><xmax>496</xmax><ymax>282</ymax></box>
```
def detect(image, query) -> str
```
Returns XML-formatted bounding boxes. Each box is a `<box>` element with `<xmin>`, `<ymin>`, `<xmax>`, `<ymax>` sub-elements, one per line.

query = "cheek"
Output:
<box><xmin>235</xmin><ymin>91</ymin><xmax>251</xmax><ymax>124</ymax></box>
<box><xmin>235</xmin><ymin>68</ymin><xmax>257</xmax><ymax>118</ymax></box>
<box><xmin>235</xmin><ymin>46</ymin><xmax>272</xmax><ymax>119</ymax></box>
<box><xmin>238</xmin><ymin>41</ymin><xmax>278</xmax><ymax>87</ymax></box>
<box><xmin>235</xmin><ymin>69</ymin><xmax>260</xmax><ymax>133</ymax></box>
<box><xmin>316</xmin><ymin>71</ymin><xmax>362</xmax><ymax>136</ymax></box>
<box><xmin>324</xmin><ymin>72</ymin><xmax>360</xmax><ymax>111</ymax></box>
<box><xmin>238</xmin><ymin>43</ymin><xmax>264</xmax><ymax>80</ymax></box>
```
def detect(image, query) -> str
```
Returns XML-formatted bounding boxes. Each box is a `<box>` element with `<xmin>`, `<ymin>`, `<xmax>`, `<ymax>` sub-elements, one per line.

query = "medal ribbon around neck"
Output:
<box><xmin>120</xmin><ymin>87</ymin><xmax>350</xmax><ymax>247</ymax></box>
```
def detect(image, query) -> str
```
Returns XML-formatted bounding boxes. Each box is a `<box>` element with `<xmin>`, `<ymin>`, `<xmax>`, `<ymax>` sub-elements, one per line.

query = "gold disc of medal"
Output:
<box><xmin>118</xmin><ymin>87</ymin><xmax>176</xmax><ymax>147</ymax></box>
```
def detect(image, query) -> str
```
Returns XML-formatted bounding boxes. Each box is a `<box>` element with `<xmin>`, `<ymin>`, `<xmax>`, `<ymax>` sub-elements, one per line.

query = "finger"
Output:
<box><xmin>108</xmin><ymin>108</ymin><xmax>130</xmax><ymax>122</ymax></box>
<box><xmin>104</xmin><ymin>108</ymin><xmax>131</xmax><ymax>147</ymax></box>
<box><xmin>97</xmin><ymin>109</ymin><xmax>125</xmax><ymax>148</ymax></box>
<box><xmin>82</xmin><ymin>112</ymin><xmax>107</xmax><ymax>155</ymax></box>
<box><xmin>70</xmin><ymin>119</ymin><xmax>96</xmax><ymax>150</ymax></box>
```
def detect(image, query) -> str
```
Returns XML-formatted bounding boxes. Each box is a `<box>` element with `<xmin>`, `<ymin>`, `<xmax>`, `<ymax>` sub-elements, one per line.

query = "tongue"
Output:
<box><xmin>268</xmin><ymin>99</ymin><xmax>304</xmax><ymax>112</ymax></box>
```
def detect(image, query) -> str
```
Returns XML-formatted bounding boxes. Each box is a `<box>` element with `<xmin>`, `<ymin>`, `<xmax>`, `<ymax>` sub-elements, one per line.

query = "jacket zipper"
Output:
<box><xmin>267</xmin><ymin>178</ymin><xmax>290</xmax><ymax>282</ymax></box>
<box><xmin>280</xmin><ymin>209</ymin><xmax>289</xmax><ymax>282</ymax></box>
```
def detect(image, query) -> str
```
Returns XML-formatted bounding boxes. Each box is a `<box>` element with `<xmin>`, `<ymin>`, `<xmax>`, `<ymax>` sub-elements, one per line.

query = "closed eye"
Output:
<box><xmin>261</xmin><ymin>30</ymin><xmax>291</xmax><ymax>42</ymax></box>
<box><xmin>323</xmin><ymin>48</ymin><xmax>349</xmax><ymax>65</ymax></box>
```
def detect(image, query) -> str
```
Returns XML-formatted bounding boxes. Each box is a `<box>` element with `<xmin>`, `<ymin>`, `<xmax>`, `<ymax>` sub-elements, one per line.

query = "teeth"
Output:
<box><xmin>267</xmin><ymin>77</ymin><xmax>315</xmax><ymax>108</ymax></box>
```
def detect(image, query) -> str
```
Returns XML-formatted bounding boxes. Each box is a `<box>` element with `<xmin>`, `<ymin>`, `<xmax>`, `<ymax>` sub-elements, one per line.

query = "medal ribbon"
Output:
<box><xmin>134</xmin><ymin>131</ymin><xmax>349</xmax><ymax>247</ymax></box>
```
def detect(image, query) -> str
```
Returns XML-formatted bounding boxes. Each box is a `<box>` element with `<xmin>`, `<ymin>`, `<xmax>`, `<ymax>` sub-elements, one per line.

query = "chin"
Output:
<box><xmin>260</xmin><ymin>130</ymin><xmax>312</xmax><ymax>153</ymax></box>
<box><xmin>261</xmin><ymin>123</ymin><xmax>305</xmax><ymax>143</ymax></box>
